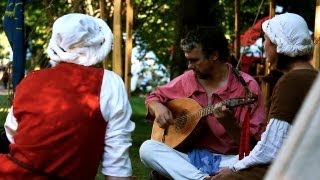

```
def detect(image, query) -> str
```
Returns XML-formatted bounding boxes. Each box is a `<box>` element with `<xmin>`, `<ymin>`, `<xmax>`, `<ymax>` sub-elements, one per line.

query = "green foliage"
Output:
<box><xmin>134</xmin><ymin>0</ymin><xmax>177</xmax><ymax>66</ymax></box>
<box><xmin>0</xmin><ymin>1</ymin><xmax>7</xmax><ymax>30</ymax></box>
<box><xmin>0</xmin><ymin>33</ymin><xmax>10</xmax><ymax>61</ymax></box>
<box><xmin>0</xmin><ymin>0</ymin><xmax>316</xmax><ymax>74</ymax></box>
<box><xmin>0</xmin><ymin>94</ymin><xmax>11</xmax><ymax>126</ymax></box>
<box><xmin>219</xmin><ymin>0</ymin><xmax>270</xmax><ymax>40</ymax></box>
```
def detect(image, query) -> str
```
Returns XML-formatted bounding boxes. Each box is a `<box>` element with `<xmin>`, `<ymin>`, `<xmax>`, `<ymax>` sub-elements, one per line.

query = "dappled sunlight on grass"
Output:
<box><xmin>0</xmin><ymin>107</ymin><xmax>10</xmax><ymax>112</ymax></box>
<box><xmin>0</xmin><ymin>94</ymin><xmax>11</xmax><ymax>126</ymax></box>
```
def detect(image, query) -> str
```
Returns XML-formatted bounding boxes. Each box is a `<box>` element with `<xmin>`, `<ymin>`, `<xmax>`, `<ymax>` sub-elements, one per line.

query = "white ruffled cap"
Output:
<box><xmin>46</xmin><ymin>13</ymin><xmax>113</xmax><ymax>66</ymax></box>
<box><xmin>262</xmin><ymin>13</ymin><xmax>313</xmax><ymax>57</ymax></box>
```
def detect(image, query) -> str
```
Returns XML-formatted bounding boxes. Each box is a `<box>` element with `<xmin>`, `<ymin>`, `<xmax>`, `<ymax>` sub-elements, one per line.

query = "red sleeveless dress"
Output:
<box><xmin>0</xmin><ymin>63</ymin><xmax>107</xmax><ymax>179</ymax></box>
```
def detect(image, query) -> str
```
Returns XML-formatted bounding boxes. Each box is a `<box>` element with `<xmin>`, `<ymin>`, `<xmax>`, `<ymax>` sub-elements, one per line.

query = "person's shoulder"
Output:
<box><xmin>175</xmin><ymin>70</ymin><xmax>194</xmax><ymax>78</ymax></box>
<box><xmin>286</xmin><ymin>69</ymin><xmax>317</xmax><ymax>76</ymax></box>
<box><xmin>234</xmin><ymin>70</ymin><xmax>262</xmax><ymax>93</ymax></box>
<box><xmin>183</xmin><ymin>70</ymin><xmax>194</xmax><ymax>78</ymax></box>
<box><xmin>238</xmin><ymin>70</ymin><xmax>259</xmax><ymax>85</ymax></box>
<box><xmin>25</xmin><ymin>68</ymin><xmax>47</xmax><ymax>77</ymax></box>
<box><xmin>103</xmin><ymin>69</ymin><xmax>121</xmax><ymax>78</ymax></box>
<box><xmin>239</xmin><ymin>71</ymin><xmax>255</xmax><ymax>80</ymax></box>
<box><xmin>280</xmin><ymin>69</ymin><xmax>317</xmax><ymax>82</ymax></box>
<box><xmin>227</xmin><ymin>64</ymin><xmax>255</xmax><ymax>82</ymax></box>
<box><xmin>167</xmin><ymin>70</ymin><xmax>194</xmax><ymax>84</ymax></box>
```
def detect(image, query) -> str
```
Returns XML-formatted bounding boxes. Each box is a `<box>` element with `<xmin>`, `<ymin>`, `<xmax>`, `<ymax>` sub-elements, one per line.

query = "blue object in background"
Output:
<box><xmin>3</xmin><ymin>0</ymin><xmax>29</xmax><ymax>91</ymax></box>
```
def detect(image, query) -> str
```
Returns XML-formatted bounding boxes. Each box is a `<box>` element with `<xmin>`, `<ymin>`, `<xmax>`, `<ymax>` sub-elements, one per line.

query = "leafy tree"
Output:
<box><xmin>133</xmin><ymin>0</ymin><xmax>177</xmax><ymax>71</ymax></box>
<box><xmin>0</xmin><ymin>0</ymin><xmax>316</xmax><ymax>78</ymax></box>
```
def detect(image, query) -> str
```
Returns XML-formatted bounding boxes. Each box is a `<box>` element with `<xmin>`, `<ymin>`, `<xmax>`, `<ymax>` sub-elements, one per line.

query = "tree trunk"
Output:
<box><xmin>234</xmin><ymin>0</ymin><xmax>240</xmax><ymax>61</ymax></box>
<box><xmin>100</xmin><ymin>0</ymin><xmax>106</xmax><ymax>19</ymax></box>
<box><xmin>100</xmin><ymin>0</ymin><xmax>110</xmax><ymax>69</ymax></box>
<box><xmin>313</xmin><ymin>0</ymin><xmax>320</xmax><ymax>70</ymax></box>
<box><xmin>113</xmin><ymin>0</ymin><xmax>123</xmax><ymax>78</ymax></box>
<box><xmin>86</xmin><ymin>0</ymin><xmax>94</xmax><ymax>16</ymax></box>
<box><xmin>125</xmin><ymin>0</ymin><xmax>133</xmax><ymax>97</ymax></box>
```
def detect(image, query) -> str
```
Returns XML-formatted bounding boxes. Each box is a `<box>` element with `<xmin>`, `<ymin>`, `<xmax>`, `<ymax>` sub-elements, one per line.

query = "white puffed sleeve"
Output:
<box><xmin>231</xmin><ymin>118</ymin><xmax>290</xmax><ymax>171</ymax></box>
<box><xmin>4</xmin><ymin>107</ymin><xmax>17</xmax><ymax>144</ymax></box>
<box><xmin>100</xmin><ymin>70</ymin><xmax>135</xmax><ymax>177</ymax></box>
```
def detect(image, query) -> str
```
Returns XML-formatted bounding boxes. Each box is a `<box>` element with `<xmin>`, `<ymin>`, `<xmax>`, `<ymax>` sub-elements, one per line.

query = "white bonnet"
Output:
<box><xmin>262</xmin><ymin>13</ymin><xmax>313</xmax><ymax>57</ymax></box>
<box><xmin>46</xmin><ymin>13</ymin><xmax>113</xmax><ymax>66</ymax></box>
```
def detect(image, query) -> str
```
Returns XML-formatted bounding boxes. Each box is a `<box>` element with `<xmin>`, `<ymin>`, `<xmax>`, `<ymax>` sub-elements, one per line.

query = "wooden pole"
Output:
<box><xmin>100</xmin><ymin>0</ymin><xmax>111</xmax><ymax>69</ymax></box>
<box><xmin>86</xmin><ymin>0</ymin><xmax>94</xmax><ymax>16</ymax></box>
<box><xmin>99</xmin><ymin>0</ymin><xmax>106</xmax><ymax>21</ymax></box>
<box><xmin>269</xmin><ymin>0</ymin><xmax>275</xmax><ymax>18</ymax></box>
<box><xmin>234</xmin><ymin>0</ymin><xmax>240</xmax><ymax>60</ymax></box>
<box><xmin>125</xmin><ymin>0</ymin><xmax>133</xmax><ymax>97</ymax></box>
<box><xmin>313</xmin><ymin>0</ymin><xmax>320</xmax><ymax>70</ymax></box>
<box><xmin>113</xmin><ymin>0</ymin><xmax>123</xmax><ymax>78</ymax></box>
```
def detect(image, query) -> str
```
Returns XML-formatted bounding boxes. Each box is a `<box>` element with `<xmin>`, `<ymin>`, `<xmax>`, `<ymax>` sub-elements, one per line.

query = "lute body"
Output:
<box><xmin>150</xmin><ymin>96</ymin><xmax>256</xmax><ymax>150</ymax></box>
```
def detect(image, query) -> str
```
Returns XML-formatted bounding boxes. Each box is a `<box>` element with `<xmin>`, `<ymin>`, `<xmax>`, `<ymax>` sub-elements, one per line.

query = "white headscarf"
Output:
<box><xmin>262</xmin><ymin>13</ymin><xmax>313</xmax><ymax>57</ymax></box>
<box><xmin>46</xmin><ymin>13</ymin><xmax>113</xmax><ymax>66</ymax></box>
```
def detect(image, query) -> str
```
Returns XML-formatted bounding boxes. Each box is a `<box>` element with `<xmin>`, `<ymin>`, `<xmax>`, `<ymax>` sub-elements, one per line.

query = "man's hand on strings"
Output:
<box><xmin>213</xmin><ymin>103</ymin><xmax>235</xmax><ymax>121</ymax></box>
<box><xmin>213</xmin><ymin>102</ymin><xmax>241</xmax><ymax>144</ymax></box>
<box><xmin>148</xmin><ymin>101</ymin><xmax>174</xmax><ymax>129</ymax></box>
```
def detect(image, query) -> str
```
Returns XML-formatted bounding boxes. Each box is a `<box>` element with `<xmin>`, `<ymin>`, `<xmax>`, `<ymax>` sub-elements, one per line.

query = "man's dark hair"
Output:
<box><xmin>180</xmin><ymin>27</ymin><xmax>230</xmax><ymax>62</ymax></box>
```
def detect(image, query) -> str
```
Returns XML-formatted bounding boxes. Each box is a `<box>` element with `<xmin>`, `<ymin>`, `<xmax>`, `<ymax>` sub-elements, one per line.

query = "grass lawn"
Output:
<box><xmin>0</xmin><ymin>95</ymin><xmax>152</xmax><ymax>179</ymax></box>
<box><xmin>0</xmin><ymin>94</ymin><xmax>11</xmax><ymax>123</ymax></box>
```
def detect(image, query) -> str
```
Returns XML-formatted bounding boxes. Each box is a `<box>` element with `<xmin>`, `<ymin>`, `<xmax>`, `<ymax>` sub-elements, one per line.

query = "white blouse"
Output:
<box><xmin>4</xmin><ymin>69</ymin><xmax>135</xmax><ymax>177</ymax></box>
<box><xmin>231</xmin><ymin>118</ymin><xmax>291</xmax><ymax>171</ymax></box>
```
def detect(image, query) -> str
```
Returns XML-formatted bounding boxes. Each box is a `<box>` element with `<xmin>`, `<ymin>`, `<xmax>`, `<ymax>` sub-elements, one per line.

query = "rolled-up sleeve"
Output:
<box><xmin>144</xmin><ymin>72</ymin><xmax>195</xmax><ymax>121</ymax></box>
<box><xmin>100</xmin><ymin>70</ymin><xmax>135</xmax><ymax>177</ymax></box>
<box><xmin>144</xmin><ymin>81</ymin><xmax>178</xmax><ymax>121</ymax></box>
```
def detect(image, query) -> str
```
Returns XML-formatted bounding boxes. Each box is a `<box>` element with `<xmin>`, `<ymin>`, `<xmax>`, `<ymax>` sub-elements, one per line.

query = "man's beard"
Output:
<box><xmin>189</xmin><ymin>68</ymin><xmax>210</xmax><ymax>79</ymax></box>
<box><xmin>195</xmin><ymin>71</ymin><xmax>210</xmax><ymax>79</ymax></box>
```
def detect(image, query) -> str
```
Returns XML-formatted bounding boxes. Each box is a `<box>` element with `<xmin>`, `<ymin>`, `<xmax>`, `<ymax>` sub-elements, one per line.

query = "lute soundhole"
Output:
<box><xmin>175</xmin><ymin>110</ymin><xmax>188</xmax><ymax>131</ymax></box>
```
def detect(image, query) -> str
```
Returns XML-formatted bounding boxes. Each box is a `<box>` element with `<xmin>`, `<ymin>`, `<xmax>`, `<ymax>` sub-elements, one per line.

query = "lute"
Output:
<box><xmin>150</xmin><ymin>96</ymin><xmax>257</xmax><ymax>150</ymax></box>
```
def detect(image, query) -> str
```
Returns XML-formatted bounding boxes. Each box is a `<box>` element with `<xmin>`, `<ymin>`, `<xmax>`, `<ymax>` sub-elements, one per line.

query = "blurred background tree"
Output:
<box><xmin>0</xmin><ymin>0</ymin><xmax>316</xmax><ymax>91</ymax></box>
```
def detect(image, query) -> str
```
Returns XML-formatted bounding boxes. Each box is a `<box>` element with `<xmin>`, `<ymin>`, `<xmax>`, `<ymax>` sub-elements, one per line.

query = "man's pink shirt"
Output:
<box><xmin>145</xmin><ymin>64</ymin><xmax>266</xmax><ymax>154</ymax></box>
